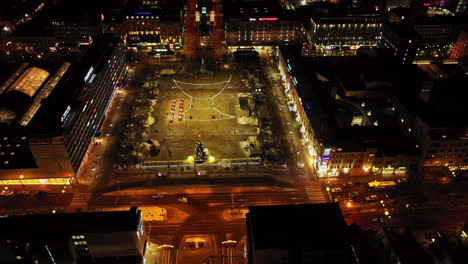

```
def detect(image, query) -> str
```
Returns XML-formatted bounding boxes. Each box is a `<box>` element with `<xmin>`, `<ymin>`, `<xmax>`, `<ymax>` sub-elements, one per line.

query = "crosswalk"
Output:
<box><xmin>304</xmin><ymin>183</ymin><xmax>328</xmax><ymax>203</ymax></box>
<box><xmin>68</xmin><ymin>193</ymin><xmax>94</xmax><ymax>212</ymax></box>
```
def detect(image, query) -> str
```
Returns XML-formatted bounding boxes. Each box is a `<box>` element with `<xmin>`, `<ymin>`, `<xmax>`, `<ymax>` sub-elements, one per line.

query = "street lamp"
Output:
<box><xmin>19</xmin><ymin>175</ymin><xmax>25</xmax><ymax>189</ymax></box>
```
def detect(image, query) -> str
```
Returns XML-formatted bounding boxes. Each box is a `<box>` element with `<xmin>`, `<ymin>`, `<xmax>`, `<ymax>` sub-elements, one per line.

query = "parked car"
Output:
<box><xmin>342</xmin><ymin>182</ymin><xmax>353</xmax><ymax>187</ymax></box>
<box><xmin>152</xmin><ymin>194</ymin><xmax>164</xmax><ymax>198</ymax></box>
<box><xmin>397</xmin><ymin>178</ymin><xmax>407</xmax><ymax>184</ymax></box>
<box><xmin>178</xmin><ymin>197</ymin><xmax>189</xmax><ymax>203</ymax></box>
<box><xmin>365</xmin><ymin>195</ymin><xmax>378</xmax><ymax>202</ymax></box>
<box><xmin>371</xmin><ymin>217</ymin><xmax>384</xmax><ymax>223</ymax></box>
<box><xmin>385</xmin><ymin>192</ymin><xmax>396</xmax><ymax>198</ymax></box>
<box><xmin>331</xmin><ymin>188</ymin><xmax>343</xmax><ymax>193</ymax></box>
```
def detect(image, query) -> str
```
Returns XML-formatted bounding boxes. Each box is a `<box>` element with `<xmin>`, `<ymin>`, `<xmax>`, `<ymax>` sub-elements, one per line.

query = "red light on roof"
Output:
<box><xmin>86</xmin><ymin>101</ymin><xmax>89</xmax><ymax>105</ymax></box>
<box><xmin>93</xmin><ymin>108</ymin><xmax>96</xmax><ymax>113</ymax></box>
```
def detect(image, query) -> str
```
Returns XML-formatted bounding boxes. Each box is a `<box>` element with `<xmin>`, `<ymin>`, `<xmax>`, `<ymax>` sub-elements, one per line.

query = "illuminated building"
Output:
<box><xmin>450</xmin><ymin>31</ymin><xmax>468</xmax><ymax>59</ymax></box>
<box><xmin>0</xmin><ymin>207</ymin><xmax>147</xmax><ymax>263</ymax></box>
<box><xmin>303</xmin><ymin>15</ymin><xmax>384</xmax><ymax>56</ymax></box>
<box><xmin>0</xmin><ymin>35</ymin><xmax>126</xmax><ymax>184</ymax></box>
<box><xmin>121</xmin><ymin>0</ymin><xmax>182</xmax><ymax>50</ymax></box>
<box><xmin>223</xmin><ymin>0</ymin><xmax>302</xmax><ymax>45</ymax></box>
<box><xmin>385</xmin><ymin>0</ymin><xmax>411</xmax><ymax>11</ymax></box>
<box><xmin>276</xmin><ymin>46</ymin><xmax>419</xmax><ymax>177</ymax></box>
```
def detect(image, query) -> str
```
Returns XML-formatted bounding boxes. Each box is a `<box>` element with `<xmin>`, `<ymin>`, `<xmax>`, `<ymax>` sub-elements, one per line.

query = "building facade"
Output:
<box><xmin>450</xmin><ymin>31</ymin><xmax>468</xmax><ymax>59</ymax></box>
<box><xmin>0</xmin><ymin>35</ymin><xmax>127</xmax><ymax>185</ymax></box>
<box><xmin>223</xmin><ymin>0</ymin><xmax>302</xmax><ymax>46</ymax></box>
<box><xmin>303</xmin><ymin>15</ymin><xmax>383</xmax><ymax>56</ymax></box>
<box><xmin>0</xmin><ymin>207</ymin><xmax>147</xmax><ymax>263</ymax></box>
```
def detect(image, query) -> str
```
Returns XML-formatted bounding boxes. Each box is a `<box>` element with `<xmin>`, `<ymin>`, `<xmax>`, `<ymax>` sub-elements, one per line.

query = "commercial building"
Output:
<box><xmin>303</xmin><ymin>14</ymin><xmax>384</xmax><ymax>56</ymax></box>
<box><xmin>246</xmin><ymin>203</ymin><xmax>359</xmax><ymax>264</ymax></box>
<box><xmin>276</xmin><ymin>46</ymin><xmax>419</xmax><ymax>177</ymax></box>
<box><xmin>412</xmin><ymin>15</ymin><xmax>467</xmax><ymax>64</ymax></box>
<box><xmin>223</xmin><ymin>0</ymin><xmax>302</xmax><ymax>46</ymax></box>
<box><xmin>0</xmin><ymin>207</ymin><xmax>147</xmax><ymax>264</ymax></box>
<box><xmin>121</xmin><ymin>0</ymin><xmax>183</xmax><ymax>50</ymax></box>
<box><xmin>0</xmin><ymin>35</ymin><xmax>126</xmax><ymax>185</ymax></box>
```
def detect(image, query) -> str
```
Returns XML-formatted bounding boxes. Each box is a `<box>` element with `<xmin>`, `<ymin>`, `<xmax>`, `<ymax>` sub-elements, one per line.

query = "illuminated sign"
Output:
<box><xmin>136</xmin><ymin>12</ymin><xmax>151</xmax><ymax>15</ymax></box>
<box><xmin>259</xmin><ymin>17</ymin><xmax>278</xmax><ymax>21</ymax></box>
<box><xmin>423</xmin><ymin>3</ymin><xmax>430</xmax><ymax>6</ymax></box>
<box><xmin>202</xmin><ymin>7</ymin><xmax>206</xmax><ymax>14</ymax></box>
<box><xmin>249</xmin><ymin>18</ymin><xmax>256</xmax><ymax>21</ymax></box>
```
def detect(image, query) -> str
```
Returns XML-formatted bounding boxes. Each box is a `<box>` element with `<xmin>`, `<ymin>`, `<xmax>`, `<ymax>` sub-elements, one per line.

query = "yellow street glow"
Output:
<box><xmin>208</xmin><ymin>156</ymin><xmax>215</xmax><ymax>163</ymax></box>
<box><xmin>187</xmin><ymin>156</ymin><xmax>194</xmax><ymax>162</ymax></box>
<box><xmin>384</xmin><ymin>210</ymin><xmax>389</xmax><ymax>216</ymax></box>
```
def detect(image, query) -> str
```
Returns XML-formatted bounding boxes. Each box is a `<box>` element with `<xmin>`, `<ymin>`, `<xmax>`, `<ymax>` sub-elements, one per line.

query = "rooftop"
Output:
<box><xmin>0</xmin><ymin>207</ymin><xmax>141</xmax><ymax>239</ymax></box>
<box><xmin>280</xmin><ymin>45</ymin><xmax>420</xmax><ymax>155</ymax></box>
<box><xmin>223</xmin><ymin>0</ymin><xmax>295</xmax><ymax>20</ymax></box>
<box><xmin>247</xmin><ymin>203</ymin><xmax>349</xmax><ymax>250</ymax></box>
<box><xmin>396</xmin><ymin>64</ymin><xmax>468</xmax><ymax>128</ymax></box>
<box><xmin>381</xmin><ymin>226</ymin><xmax>434</xmax><ymax>264</ymax></box>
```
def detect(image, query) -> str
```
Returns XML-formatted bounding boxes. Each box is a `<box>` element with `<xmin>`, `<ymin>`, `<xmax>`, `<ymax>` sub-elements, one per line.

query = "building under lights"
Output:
<box><xmin>276</xmin><ymin>45</ymin><xmax>420</xmax><ymax>177</ymax></box>
<box><xmin>223</xmin><ymin>0</ymin><xmax>302</xmax><ymax>46</ymax></box>
<box><xmin>0</xmin><ymin>35</ymin><xmax>126</xmax><ymax>185</ymax></box>
<box><xmin>121</xmin><ymin>0</ymin><xmax>183</xmax><ymax>50</ymax></box>
<box><xmin>302</xmin><ymin>14</ymin><xmax>384</xmax><ymax>56</ymax></box>
<box><xmin>0</xmin><ymin>207</ymin><xmax>147</xmax><ymax>264</ymax></box>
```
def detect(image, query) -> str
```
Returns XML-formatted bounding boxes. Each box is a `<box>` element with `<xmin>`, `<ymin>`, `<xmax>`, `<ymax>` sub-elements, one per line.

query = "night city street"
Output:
<box><xmin>0</xmin><ymin>0</ymin><xmax>468</xmax><ymax>264</ymax></box>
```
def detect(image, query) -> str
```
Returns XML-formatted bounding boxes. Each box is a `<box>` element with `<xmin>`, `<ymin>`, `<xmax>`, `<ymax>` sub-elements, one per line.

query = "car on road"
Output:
<box><xmin>152</xmin><ymin>194</ymin><xmax>164</xmax><ymax>198</ymax></box>
<box><xmin>397</xmin><ymin>178</ymin><xmax>407</xmax><ymax>184</ymax></box>
<box><xmin>178</xmin><ymin>197</ymin><xmax>189</xmax><ymax>203</ymax></box>
<box><xmin>371</xmin><ymin>217</ymin><xmax>383</xmax><ymax>223</ymax></box>
<box><xmin>331</xmin><ymin>188</ymin><xmax>343</xmax><ymax>193</ymax></box>
<box><xmin>16</xmin><ymin>191</ymin><xmax>30</xmax><ymax>195</ymax></box>
<box><xmin>348</xmin><ymin>192</ymin><xmax>359</xmax><ymax>200</ymax></box>
<box><xmin>91</xmin><ymin>167</ymin><xmax>96</xmax><ymax>171</ymax></box>
<box><xmin>385</xmin><ymin>192</ymin><xmax>396</xmax><ymax>198</ymax></box>
<box><xmin>342</xmin><ymin>182</ymin><xmax>353</xmax><ymax>187</ymax></box>
<box><xmin>365</xmin><ymin>195</ymin><xmax>378</xmax><ymax>202</ymax></box>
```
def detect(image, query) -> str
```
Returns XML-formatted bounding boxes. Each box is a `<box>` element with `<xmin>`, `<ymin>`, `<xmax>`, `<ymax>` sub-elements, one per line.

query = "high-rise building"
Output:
<box><xmin>0</xmin><ymin>207</ymin><xmax>147</xmax><ymax>264</ymax></box>
<box><xmin>0</xmin><ymin>35</ymin><xmax>126</xmax><ymax>185</ymax></box>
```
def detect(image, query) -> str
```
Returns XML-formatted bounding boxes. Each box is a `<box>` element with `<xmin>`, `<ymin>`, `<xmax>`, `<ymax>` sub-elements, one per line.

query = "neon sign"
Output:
<box><xmin>259</xmin><ymin>17</ymin><xmax>278</xmax><ymax>21</ymax></box>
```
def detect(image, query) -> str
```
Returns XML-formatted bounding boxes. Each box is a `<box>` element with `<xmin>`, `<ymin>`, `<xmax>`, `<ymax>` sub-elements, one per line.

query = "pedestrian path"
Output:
<box><xmin>67</xmin><ymin>193</ymin><xmax>93</xmax><ymax>212</ymax></box>
<box><xmin>304</xmin><ymin>183</ymin><xmax>328</xmax><ymax>203</ymax></box>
